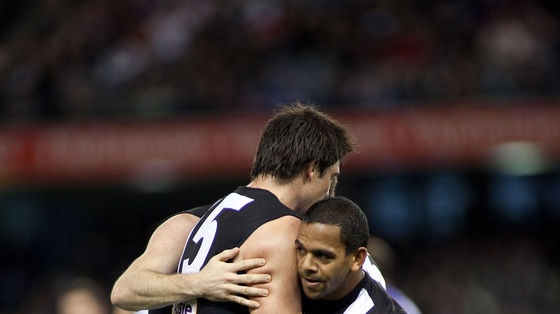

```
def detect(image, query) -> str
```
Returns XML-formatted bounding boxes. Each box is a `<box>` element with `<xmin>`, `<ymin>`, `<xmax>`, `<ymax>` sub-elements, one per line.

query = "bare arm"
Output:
<box><xmin>111</xmin><ymin>213</ymin><xmax>270</xmax><ymax>311</ymax></box>
<box><xmin>239</xmin><ymin>215</ymin><xmax>302</xmax><ymax>314</ymax></box>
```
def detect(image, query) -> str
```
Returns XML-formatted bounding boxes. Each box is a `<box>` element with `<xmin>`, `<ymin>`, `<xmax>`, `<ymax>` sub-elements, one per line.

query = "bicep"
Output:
<box><xmin>240</xmin><ymin>216</ymin><xmax>302</xmax><ymax>313</ymax></box>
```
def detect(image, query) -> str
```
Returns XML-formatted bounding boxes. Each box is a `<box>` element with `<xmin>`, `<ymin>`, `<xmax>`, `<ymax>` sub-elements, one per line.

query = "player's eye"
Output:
<box><xmin>295</xmin><ymin>245</ymin><xmax>306</xmax><ymax>256</ymax></box>
<box><xmin>314</xmin><ymin>251</ymin><xmax>334</xmax><ymax>261</ymax></box>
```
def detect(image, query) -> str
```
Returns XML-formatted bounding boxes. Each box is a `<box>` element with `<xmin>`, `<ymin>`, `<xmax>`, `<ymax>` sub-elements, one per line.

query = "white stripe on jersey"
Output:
<box><xmin>362</xmin><ymin>253</ymin><xmax>386</xmax><ymax>289</ymax></box>
<box><xmin>343</xmin><ymin>288</ymin><xmax>374</xmax><ymax>314</ymax></box>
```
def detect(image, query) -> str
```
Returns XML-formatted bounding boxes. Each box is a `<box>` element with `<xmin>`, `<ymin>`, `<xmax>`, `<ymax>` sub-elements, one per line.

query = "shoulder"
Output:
<box><xmin>240</xmin><ymin>215</ymin><xmax>300</xmax><ymax>261</ymax></box>
<box><xmin>249</xmin><ymin>215</ymin><xmax>300</xmax><ymax>248</ymax></box>
<box><xmin>146</xmin><ymin>212</ymin><xmax>200</xmax><ymax>251</ymax></box>
<box><xmin>156</xmin><ymin>212</ymin><xmax>200</xmax><ymax>234</ymax></box>
<box><xmin>130</xmin><ymin>212</ymin><xmax>200</xmax><ymax>274</ymax></box>
<box><xmin>181</xmin><ymin>204</ymin><xmax>211</xmax><ymax>218</ymax></box>
<box><xmin>260</xmin><ymin>215</ymin><xmax>300</xmax><ymax>236</ymax></box>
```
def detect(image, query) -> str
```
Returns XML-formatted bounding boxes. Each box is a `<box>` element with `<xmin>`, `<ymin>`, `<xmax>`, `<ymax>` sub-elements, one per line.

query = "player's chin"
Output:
<box><xmin>301</xmin><ymin>283</ymin><xmax>324</xmax><ymax>300</ymax></box>
<box><xmin>302</xmin><ymin>289</ymin><xmax>323</xmax><ymax>300</ymax></box>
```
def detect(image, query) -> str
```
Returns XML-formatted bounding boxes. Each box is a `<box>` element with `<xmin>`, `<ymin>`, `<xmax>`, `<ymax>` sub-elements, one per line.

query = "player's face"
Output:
<box><xmin>296</xmin><ymin>222</ymin><xmax>358</xmax><ymax>300</ymax></box>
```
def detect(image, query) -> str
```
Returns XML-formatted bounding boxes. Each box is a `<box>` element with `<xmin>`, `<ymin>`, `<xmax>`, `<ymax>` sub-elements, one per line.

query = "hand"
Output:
<box><xmin>195</xmin><ymin>247</ymin><xmax>270</xmax><ymax>309</ymax></box>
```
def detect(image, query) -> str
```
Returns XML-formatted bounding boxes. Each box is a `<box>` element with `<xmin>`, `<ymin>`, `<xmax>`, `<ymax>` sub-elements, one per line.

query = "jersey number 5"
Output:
<box><xmin>182</xmin><ymin>193</ymin><xmax>254</xmax><ymax>273</ymax></box>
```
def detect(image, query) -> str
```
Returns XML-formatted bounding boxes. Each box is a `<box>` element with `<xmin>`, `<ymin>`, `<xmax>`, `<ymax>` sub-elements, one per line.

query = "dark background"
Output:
<box><xmin>1</xmin><ymin>1</ymin><xmax>560</xmax><ymax>313</ymax></box>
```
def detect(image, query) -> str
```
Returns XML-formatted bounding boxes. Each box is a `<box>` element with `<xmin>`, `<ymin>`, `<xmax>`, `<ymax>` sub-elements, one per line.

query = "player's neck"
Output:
<box><xmin>247</xmin><ymin>175</ymin><xmax>304</xmax><ymax>212</ymax></box>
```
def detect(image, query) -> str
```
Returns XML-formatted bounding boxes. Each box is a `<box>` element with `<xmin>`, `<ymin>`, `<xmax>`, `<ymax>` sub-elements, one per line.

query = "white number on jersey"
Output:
<box><xmin>181</xmin><ymin>193</ymin><xmax>254</xmax><ymax>273</ymax></box>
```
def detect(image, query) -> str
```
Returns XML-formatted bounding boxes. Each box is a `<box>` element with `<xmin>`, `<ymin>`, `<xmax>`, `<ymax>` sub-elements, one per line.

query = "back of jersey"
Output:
<box><xmin>174</xmin><ymin>186</ymin><xmax>298</xmax><ymax>314</ymax></box>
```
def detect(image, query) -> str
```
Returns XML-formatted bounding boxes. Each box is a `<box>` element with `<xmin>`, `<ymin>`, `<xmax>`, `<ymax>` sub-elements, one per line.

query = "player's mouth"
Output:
<box><xmin>301</xmin><ymin>276</ymin><xmax>322</xmax><ymax>289</ymax></box>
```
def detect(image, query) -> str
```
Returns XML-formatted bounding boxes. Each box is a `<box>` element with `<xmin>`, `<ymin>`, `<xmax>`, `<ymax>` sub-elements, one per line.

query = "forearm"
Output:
<box><xmin>111</xmin><ymin>269</ymin><xmax>202</xmax><ymax>311</ymax></box>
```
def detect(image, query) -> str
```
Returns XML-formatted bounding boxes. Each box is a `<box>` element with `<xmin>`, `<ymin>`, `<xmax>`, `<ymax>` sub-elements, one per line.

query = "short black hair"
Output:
<box><xmin>302</xmin><ymin>196</ymin><xmax>369</xmax><ymax>255</ymax></box>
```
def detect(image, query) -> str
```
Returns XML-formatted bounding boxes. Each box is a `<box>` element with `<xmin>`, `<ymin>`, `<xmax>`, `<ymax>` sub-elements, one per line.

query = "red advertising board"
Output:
<box><xmin>1</xmin><ymin>103</ymin><xmax>559</xmax><ymax>185</ymax></box>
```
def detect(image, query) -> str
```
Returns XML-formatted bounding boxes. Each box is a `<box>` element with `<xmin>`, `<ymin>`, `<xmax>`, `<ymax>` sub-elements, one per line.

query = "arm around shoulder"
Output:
<box><xmin>111</xmin><ymin>213</ymin><xmax>199</xmax><ymax>310</ymax></box>
<box><xmin>111</xmin><ymin>213</ymin><xmax>272</xmax><ymax>311</ymax></box>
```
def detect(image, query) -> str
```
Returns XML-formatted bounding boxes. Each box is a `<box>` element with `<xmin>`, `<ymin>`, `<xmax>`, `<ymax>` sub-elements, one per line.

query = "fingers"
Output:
<box><xmin>236</xmin><ymin>284</ymin><xmax>269</xmax><ymax>297</ymax></box>
<box><xmin>227</xmin><ymin>286</ymin><xmax>269</xmax><ymax>309</ymax></box>
<box><xmin>230</xmin><ymin>257</ymin><xmax>266</xmax><ymax>273</ymax></box>
<box><xmin>213</xmin><ymin>248</ymin><xmax>267</xmax><ymax>274</ymax></box>
<box><xmin>228</xmin><ymin>258</ymin><xmax>270</xmax><ymax>285</ymax></box>
<box><xmin>235</xmin><ymin>273</ymin><xmax>271</xmax><ymax>285</ymax></box>
<box><xmin>213</xmin><ymin>247</ymin><xmax>241</xmax><ymax>262</ymax></box>
<box><xmin>229</xmin><ymin>295</ymin><xmax>262</xmax><ymax>309</ymax></box>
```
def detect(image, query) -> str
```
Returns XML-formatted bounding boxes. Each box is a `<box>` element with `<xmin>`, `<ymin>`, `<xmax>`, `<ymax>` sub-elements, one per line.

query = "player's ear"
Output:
<box><xmin>304</xmin><ymin>160</ymin><xmax>318</xmax><ymax>181</ymax></box>
<box><xmin>351</xmin><ymin>247</ymin><xmax>369</xmax><ymax>272</ymax></box>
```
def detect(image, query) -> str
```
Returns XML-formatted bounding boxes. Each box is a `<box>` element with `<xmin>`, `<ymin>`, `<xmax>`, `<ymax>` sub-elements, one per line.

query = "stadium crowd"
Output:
<box><xmin>1</xmin><ymin>0</ymin><xmax>560</xmax><ymax>121</ymax></box>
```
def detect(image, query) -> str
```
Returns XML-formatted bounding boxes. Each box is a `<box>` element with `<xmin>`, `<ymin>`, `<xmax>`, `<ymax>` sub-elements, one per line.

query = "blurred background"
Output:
<box><xmin>1</xmin><ymin>0</ymin><xmax>560</xmax><ymax>313</ymax></box>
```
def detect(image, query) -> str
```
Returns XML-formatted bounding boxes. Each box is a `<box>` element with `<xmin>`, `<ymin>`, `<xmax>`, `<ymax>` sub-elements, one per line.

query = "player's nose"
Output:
<box><xmin>299</xmin><ymin>254</ymin><xmax>317</xmax><ymax>273</ymax></box>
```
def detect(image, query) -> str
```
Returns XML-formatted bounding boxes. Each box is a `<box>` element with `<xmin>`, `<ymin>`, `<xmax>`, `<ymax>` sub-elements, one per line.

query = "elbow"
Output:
<box><xmin>110</xmin><ymin>282</ymin><xmax>126</xmax><ymax>308</ymax></box>
<box><xmin>110</xmin><ymin>280</ymin><xmax>151</xmax><ymax>312</ymax></box>
<box><xmin>110</xmin><ymin>280</ymin><xmax>135</xmax><ymax>311</ymax></box>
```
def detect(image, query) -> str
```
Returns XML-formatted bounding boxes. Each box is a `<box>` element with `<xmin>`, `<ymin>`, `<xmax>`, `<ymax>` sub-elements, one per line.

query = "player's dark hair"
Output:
<box><xmin>251</xmin><ymin>102</ymin><xmax>354</xmax><ymax>181</ymax></box>
<box><xmin>302</xmin><ymin>196</ymin><xmax>369</xmax><ymax>255</ymax></box>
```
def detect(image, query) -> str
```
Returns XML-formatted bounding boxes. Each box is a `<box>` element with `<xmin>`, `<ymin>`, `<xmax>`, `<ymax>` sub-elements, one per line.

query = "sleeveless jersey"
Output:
<box><xmin>173</xmin><ymin>186</ymin><xmax>300</xmax><ymax>314</ymax></box>
<box><xmin>184</xmin><ymin>205</ymin><xmax>387</xmax><ymax>289</ymax></box>
<box><xmin>302</xmin><ymin>274</ymin><xmax>407</xmax><ymax>314</ymax></box>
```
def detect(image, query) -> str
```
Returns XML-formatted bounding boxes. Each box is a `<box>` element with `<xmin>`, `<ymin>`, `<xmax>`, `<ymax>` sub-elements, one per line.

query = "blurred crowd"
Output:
<box><xmin>399</xmin><ymin>234</ymin><xmax>560</xmax><ymax>314</ymax></box>
<box><xmin>1</xmin><ymin>0</ymin><xmax>560</xmax><ymax>121</ymax></box>
<box><xmin>22</xmin><ymin>275</ymin><xmax>136</xmax><ymax>314</ymax></box>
